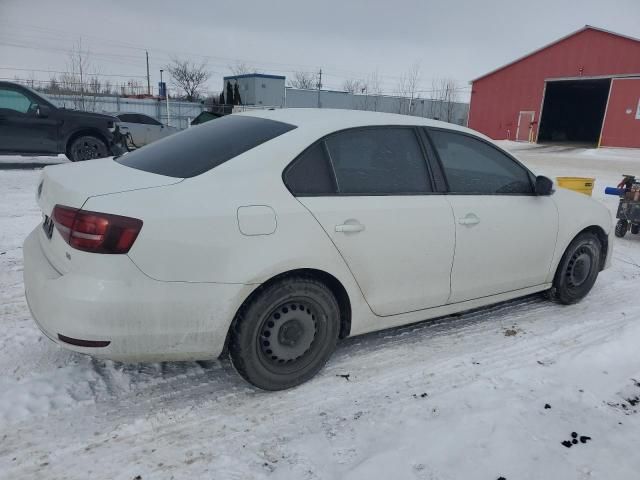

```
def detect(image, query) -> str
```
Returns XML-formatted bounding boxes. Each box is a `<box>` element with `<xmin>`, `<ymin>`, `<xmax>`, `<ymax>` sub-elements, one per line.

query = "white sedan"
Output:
<box><xmin>23</xmin><ymin>109</ymin><xmax>613</xmax><ymax>390</ymax></box>
<box><xmin>113</xmin><ymin>112</ymin><xmax>178</xmax><ymax>147</ymax></box>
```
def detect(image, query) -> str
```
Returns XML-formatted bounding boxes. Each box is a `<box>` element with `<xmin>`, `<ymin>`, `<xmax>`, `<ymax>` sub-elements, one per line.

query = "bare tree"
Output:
<box><xmin>430</xmin><ymin>78</ymin><xmax>459</xmax><ymax>123</ymax></box>
<box><xmin>166</xmin><ymin>58</ymin><xmax>211</xmax><ymax>101</ymax></box>
<box><xmin>65</xmin><ymin>39</ymin><xmax>95</xmax><ymax>109</ymax></box>
<box><xmin>395</xmin><ymin>63</ymin><xmax>421</xmax><ymax>115</ymax></box>
<box><xmin>229</xmin><ymin>62</ymin><xmax>257</xmax><ymax>76</ymax></box>
<box><xmin>47</xmin><ymin>76</ymin><xmax>61</xmax><ymax>94</ymax></box>
<box><xmin>288</xmin><ymin>71</ymin><xmax>317</xmax><ymax>89</ymax></box>
<box><xmin>342</xmin><ymin>78</ymin><xmax>366</xmax><ymax>94</ymax></box>
<box><xmin>102</xmin><ymin>80</ymin><xmax>113</xmax><ymax>96</ymax></box>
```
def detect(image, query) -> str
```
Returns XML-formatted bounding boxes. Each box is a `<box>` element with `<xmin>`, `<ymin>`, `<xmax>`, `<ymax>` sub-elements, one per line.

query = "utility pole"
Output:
<box><xmin>317</xmin><ymin>68</ymin><xmax>322</xmax><ymax>108</ymax></box>
<box><xmin>145</xmin><ymin>50</ymin><xmax>151</xmax><ymax>96</ymax></box>
<box><xmin>160</xmin><ymin>69</ymin><xmax>169</xmax><ymax>126</ymax></box>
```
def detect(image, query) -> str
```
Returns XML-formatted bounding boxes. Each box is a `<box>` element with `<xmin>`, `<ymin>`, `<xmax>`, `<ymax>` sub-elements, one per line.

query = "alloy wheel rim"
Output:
<box><xmin>75</xmin><ymin>140</ymin><xmax>102</xmax><ymax>160</ymax></box>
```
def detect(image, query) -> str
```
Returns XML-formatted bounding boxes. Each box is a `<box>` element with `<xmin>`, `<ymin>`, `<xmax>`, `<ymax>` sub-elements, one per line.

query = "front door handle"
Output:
<box><xmin>458</xmin><ymin>213</ymin><xmax>480</xmax><ymax>226</ymax></box>
<box><xmin>335</xmin><ymin>223</ymin><xmax>365</xmax><ymax>233</ymax></box>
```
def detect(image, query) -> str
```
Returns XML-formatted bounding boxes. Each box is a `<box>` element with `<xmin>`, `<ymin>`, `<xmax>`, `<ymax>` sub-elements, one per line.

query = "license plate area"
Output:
<box><xmin>42</xmin><ymin>214</ymin><xmax>54</xmax><ymax>239</ymax></box>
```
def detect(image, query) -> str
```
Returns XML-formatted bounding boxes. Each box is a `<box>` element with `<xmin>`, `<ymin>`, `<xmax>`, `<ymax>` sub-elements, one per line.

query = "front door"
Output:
<box><xmin>0</xmin><ymin>86</ymin><xmax>58</xmax><ymax>153</ymax></box>
<box><xmin>427</xmin><ymin>128</ymin><xmax>558</xmax><ymax>303</ymax></box>
<box><xmin>285</xmin><ymin>127</ymin><xmax>456</xmax><ymax>316</ymax></box>
<box><xmin>516</xmin><ymin>111</ymin><xmax>535</xmax><ymax>142</ymax></box>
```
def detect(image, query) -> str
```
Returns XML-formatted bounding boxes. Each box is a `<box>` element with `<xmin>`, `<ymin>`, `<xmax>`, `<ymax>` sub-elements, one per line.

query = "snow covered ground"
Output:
<box><xmin>1</xmin><ymin>146</ymin><xmax>640</xmax><ymax>480</ymax></box>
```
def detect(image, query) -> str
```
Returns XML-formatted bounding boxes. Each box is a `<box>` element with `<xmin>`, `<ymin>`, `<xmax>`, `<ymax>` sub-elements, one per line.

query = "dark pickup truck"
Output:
<box><xmin>0</xmin><ymin>81</ymin><xmax>125</xmax><ymax>162</ymax></box>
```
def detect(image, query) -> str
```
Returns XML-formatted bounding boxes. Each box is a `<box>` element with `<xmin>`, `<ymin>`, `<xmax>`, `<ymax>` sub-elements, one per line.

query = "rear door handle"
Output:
<box><xmin>335</xmin><ymin>223</ymin><xmax>365</xmax><ymax>233</ymax></box>
<box><xmin>458</xmin><ymin>213</ymin><xmax>480</xmax><ymax>226</ymax></box>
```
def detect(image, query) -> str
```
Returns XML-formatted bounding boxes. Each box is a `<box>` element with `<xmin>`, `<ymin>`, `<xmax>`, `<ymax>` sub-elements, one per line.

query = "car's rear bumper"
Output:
<box><xmin>23</xmin><ymin>228</ymin><xmax>253</xmax><ymax>361</ymax></box>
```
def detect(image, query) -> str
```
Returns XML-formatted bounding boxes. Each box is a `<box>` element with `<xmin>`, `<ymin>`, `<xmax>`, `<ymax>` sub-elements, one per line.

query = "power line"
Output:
<box><xmin>0</xmin><ymin>22</ymin><xmax>470</xmax><ymax>86</ymax></box>
<box><xmin>0</xmin><ymin>66</ymin><xmax>147</xmax><ymax>79</ymax></box>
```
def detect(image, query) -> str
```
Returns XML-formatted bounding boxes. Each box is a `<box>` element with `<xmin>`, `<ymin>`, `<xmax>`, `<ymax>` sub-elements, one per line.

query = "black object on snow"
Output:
<box><xmin>544</xmin><ymin>403</ymin><xmax>551</xmax><ymax>409</ymax></box>
<box><xmin>561</xmin><ymin>441</ymin><xmax>573</xmax><ymax>448</ymax></box>
<box><xmin>580</xmin><ymin>436</ymin><xmax>592</xmax><ymax>444</ymax></box>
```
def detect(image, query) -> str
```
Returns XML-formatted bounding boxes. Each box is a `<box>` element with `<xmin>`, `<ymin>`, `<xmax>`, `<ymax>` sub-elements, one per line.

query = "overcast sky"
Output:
<box><xmin>1</xmin><ymin>0</ymin><xmax>639</xmax><ymax>100</ymax></box>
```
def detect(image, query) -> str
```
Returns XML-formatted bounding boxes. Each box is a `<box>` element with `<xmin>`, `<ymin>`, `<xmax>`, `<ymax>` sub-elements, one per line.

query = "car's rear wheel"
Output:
<box><xmin>615</xmin><ymin>219</ymin><xmax>628</xmax><ymax>238</ymax></box>
<box><xmin>68</xmin><ymin>135</ymin><xmax>108</xmax><ymax>162</ymax></box>
<box><xmin>631</xmin><ymin>224</ymin><xmax>639</xmax><ymax>235</ymax></box>
<box><xmin>229</xmin><ymin>276</ymin><xmax>340</xmax><ymax>390</ymax></box>
<box><xmin>550</xmin><ymin>232</ymin><xmax>602</xmax><ymax>305</ymax></box>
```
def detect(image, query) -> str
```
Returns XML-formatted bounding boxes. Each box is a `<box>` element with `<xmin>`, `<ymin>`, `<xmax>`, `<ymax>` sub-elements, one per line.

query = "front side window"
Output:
<box><xmin>117</xmin><ymin>115</ymin><xmax>296</xmax><ymax>178</ymax></box>
<box><xmin>324</xmin><ymin>128</ymin><xmax>432</xmax><ymax>195</ymax></box>
<box><xmin>0</xmin><ymin>88</ymin><xmax>33</xmax><ymax>114</ymax></box>
<box><xmin>429</xmin><ymin>129</ymin><xmax>533</xmax><ymax>194</ymax></box>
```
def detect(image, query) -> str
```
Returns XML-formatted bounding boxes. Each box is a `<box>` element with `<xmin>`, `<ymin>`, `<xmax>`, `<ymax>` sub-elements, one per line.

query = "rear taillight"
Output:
<box><xmin>52</xmin><ymin>205</ymin><xmax>143</xmax><ymax>254</ymax></box>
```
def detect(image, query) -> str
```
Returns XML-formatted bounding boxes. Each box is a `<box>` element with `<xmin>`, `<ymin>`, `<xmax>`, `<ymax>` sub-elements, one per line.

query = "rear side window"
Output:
<box><xmin>429</xmin><ymin>129</ymin><xmax>533</xmax><ymax>194</ymax></box>
<box><xmin>284</xmin><ymin>142</ymin><xmax>337</xmax><ymax>195</ymax></box>
<box><xmin>117</xmin><ymin>115</ymin><xmax>296</xmax><ymax>178</ymax></box>
<box><xmin>135</xmin><ymin>114</ymin><xmax>162</xmax><ymax>125</ymax></box>
<box><xmin>324</xmin><ymin>128</ymin><xmax>431</xmax><ymax>194</ymax></box>
<box><xmin>117</xmin><ymin>114</ymin><xmax>136</xmax><ymax>122</ymax></box>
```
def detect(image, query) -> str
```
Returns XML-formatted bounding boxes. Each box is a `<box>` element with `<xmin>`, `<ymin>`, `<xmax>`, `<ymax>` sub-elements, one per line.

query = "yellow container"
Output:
<box><xmin>556</xmin><ymin>177</ymin><xmax>595</xmax><ymax>196</ymax></box>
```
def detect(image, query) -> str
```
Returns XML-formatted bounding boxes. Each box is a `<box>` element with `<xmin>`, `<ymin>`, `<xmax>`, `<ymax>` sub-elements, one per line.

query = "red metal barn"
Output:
<box><xmin>468</xmin><ymin>26</ymin><xmax>640</xmax><ymax>148</ymax></box>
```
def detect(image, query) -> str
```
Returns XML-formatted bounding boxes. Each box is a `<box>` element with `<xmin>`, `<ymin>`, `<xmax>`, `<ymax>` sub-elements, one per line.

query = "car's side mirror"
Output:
<box><xmin>36</xmin><ymin>105</ymin><xmax>51</xmax><ymax>118</ymax></box>
<box><xmin>535</xmin><ymin>175</ymin><xmax>554</xmax><ymax>196</ymax></box>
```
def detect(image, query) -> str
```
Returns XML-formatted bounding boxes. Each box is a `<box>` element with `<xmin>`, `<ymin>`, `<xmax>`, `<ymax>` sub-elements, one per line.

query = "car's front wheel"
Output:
<box><xmin>229</xmin><ymin>276</ymin><xmax>340</xmax><ymax>390</ymax></box>
<box><xmin>67</xmin><ymin>135</ymin><xmax>109</xmax><ymax>162</ymax></box>
<box><xmin>550</xmin><ymin>232</ymin><xmax>602</xmax><ymax>305</ymax></box>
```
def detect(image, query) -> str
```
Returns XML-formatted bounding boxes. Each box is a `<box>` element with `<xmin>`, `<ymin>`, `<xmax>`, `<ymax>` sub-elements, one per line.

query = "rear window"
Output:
<box><xmin>116</xmin><ymin>115</ymin><xmax>296</xmax><ymax>178</ymax></box>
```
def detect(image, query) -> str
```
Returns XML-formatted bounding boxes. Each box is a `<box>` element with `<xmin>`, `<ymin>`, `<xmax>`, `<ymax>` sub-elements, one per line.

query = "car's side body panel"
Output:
<box><xmin>0</xmin><ymin>81</ymin><xmax>120</xmax><ymax>156</ymax></box>
<box><xmin>546</xmin><ymin>187</ymin><xmax>614</xmax><ymax>280</ymax></box>
<box><xmin>23</xmin><ymin>109</ymin><xmax>615</xmax><ymax>364</ymax></box>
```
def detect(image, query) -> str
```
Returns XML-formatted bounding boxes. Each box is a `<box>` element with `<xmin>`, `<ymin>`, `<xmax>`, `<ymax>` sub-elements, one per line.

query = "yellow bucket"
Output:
<box><xmin>556</xmin><ymin>177</ymin><xmax>595</xmax><ymax>196</ymax></box>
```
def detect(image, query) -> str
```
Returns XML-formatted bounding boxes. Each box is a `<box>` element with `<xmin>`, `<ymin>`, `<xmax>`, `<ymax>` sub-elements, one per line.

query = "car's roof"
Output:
<box><xmin>236</xmin><ymin>108</ymin><xmax>482</xmax><ymax>138</ymax></box>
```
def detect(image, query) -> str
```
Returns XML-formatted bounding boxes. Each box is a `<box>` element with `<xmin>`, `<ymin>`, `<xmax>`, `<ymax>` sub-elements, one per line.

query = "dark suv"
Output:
<box><xmin>0</xmin><ymin>81</ymin><xmax>125</xmax><ymax>162</ymax></box>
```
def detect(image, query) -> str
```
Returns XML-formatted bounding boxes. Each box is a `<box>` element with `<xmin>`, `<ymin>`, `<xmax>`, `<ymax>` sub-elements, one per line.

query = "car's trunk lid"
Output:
<box><xmin>36</xmin><ymin>158</ymin><xmax>182</xmax><ymax>274</ymax></box>
<box><xmin>37</xmin><ymin>157</ymin><xmax>182</xmax><ymax>213</ymax></box>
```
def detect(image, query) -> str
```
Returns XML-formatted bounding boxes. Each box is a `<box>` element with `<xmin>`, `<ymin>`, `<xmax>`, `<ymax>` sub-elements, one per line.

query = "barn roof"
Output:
<box><xmin>471</xmin><ymin>25</ymin><xmax>640</xmax><ymax>83</ymax></box>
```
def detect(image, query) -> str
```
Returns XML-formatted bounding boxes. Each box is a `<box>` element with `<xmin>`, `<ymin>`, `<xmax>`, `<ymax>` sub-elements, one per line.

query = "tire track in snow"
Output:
<box><xmin>4</xmin><ymin>275</ymin><xmax>638</xmax><ymax>479</ymax></box>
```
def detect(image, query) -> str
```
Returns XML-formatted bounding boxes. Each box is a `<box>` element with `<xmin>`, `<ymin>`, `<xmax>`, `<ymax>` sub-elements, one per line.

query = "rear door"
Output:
<box><xmin>118</xmin><ymin>114</ymin><xmax>148</xmax><ymax>146</ymax></box>
<box><xmin>287</xmin><ymin>127</ymin><xmax>455</xmax><ymax>317</ymax></box>
<box><xmin>136</xmin><ymin>114</ymin><xmax>166</xmax><ymax>144</ymax></box>
<box><xmin>426</xmin><ymin>128</ymin><xmax>558</xmax><ymax>303</ymax></box>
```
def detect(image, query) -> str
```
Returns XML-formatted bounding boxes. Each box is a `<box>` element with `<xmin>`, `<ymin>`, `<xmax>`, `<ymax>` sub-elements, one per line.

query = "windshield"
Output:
<box><xmin>116</xmin><ymin>115</ymin><xmax>296</xmax><ymax>178</ymax></box>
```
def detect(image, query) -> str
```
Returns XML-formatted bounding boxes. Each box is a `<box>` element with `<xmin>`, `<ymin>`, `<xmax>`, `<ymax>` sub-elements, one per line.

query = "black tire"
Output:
<box><xmin>67</xmin><ymin>135</ymin><xmax>109</xmax><ymax>162</ymax></box>
<box><xmin>615</xmin><ymin>219</ymin><xmax>628</xmax><ymax>238</ymax></box>
<box><xmin>229</xmin><ymin>276</ymin><xmax>340</xmax><ymax>390</ymax></box>
<box><xmin>631</xmin><ymin>224</ymin><xmax>639</xmax><ymax>235</ymax></box>
<box><xmin>550</xmin><ymin>232</ymin><xmax>602</xmax><ymax>305</ymax></box>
